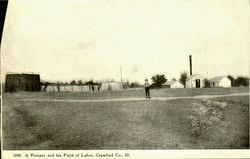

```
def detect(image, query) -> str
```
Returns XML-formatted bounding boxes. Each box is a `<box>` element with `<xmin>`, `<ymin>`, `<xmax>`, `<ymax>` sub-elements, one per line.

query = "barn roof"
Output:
<box><xmin>210</xmin><ymin>76</ymin><xmax>228</xmax><ymax>82</ymax></box>
<box><xmin>6</xmin><ymin>72</ymin><xmax>40</xmax><ymax>75</ymax></box>
<box><xmin>163</xmin><ymin>80</ymin><xmax>182</xmax><ymax>86</ymax></box>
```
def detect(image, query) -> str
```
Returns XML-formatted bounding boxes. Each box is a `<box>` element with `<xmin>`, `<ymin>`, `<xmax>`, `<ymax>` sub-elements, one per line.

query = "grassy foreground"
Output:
<box><xmin>2</xmin><ymin>92</ymin><xmax>249</xmax><ymax>149</ymax></box>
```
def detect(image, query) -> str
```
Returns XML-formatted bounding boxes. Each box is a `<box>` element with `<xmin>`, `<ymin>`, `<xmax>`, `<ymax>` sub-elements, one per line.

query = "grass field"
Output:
<box><xmin>2</xmin><ymin>87</ymin><xmax>249</xmax><ymax>149</ymax></box>
<box><xmin>3</xmin><ymin>86</ymin><xmax>249</xmax><ymax>100</ymax></box>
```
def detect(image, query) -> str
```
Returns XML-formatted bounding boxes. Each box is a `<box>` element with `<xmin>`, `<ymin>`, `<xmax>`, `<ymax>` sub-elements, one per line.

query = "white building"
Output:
<box><xmin>185</xmin><ymin>74</ymin><xmax>205</xmax><ymax>88</ymax></box>
<box><xmin>42</xmin><ymin>84</ymin><xmax>94</xmax><ymax>92</ymax></box>
<box><xmin>210</xmin><ymin>76</ymin><xmax>231</xmax><ymax>88</ymax></box>
<box><xmin>101</xmin><ymin>82</ymin><xmax>123</xmax><ymax>91</ymax></box>
<box><xmin>163</xmin><ymin>80</ymin><xmax>184</xmax><ymax>88</ymax></box>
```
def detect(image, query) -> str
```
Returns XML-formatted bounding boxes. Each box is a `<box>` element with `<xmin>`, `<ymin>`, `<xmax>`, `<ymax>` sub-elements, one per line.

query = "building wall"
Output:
<box><xmin>186</xmin><ymin>78</ymin><xmax>205</xmax><ymax>88</ymax></box>
<box><xmin>43</xmin><ymin>85</ymin><xmax>94</xmax><ymax>92</ymax></box>
<box><xmin>171</xmin><ymin>82</ymin><xmax>184</xmax><ymax>88</ymax></box>
<box><xmin>45</xmin><ymin>85</ymin><xmax>58</xmax><ymax>92</ymax></box>
<box><xmin>210</xmin><ymin>77</ymin><xmax>231</xmax><ymax>88</ymax></box>
<box><xmin>101</xmin><ymin>82</ymin><xmax>123</xmax><ymax>91</ymax></box>
<box><xmin>219</xmin><ymin>78</ymin><xmax>231</xmax><ymax>87</ymax></box>
<box><xmin>210</xmin><ymin>82</ymin><xmax>218</xmax><ymax>87</ymax></box>
<box><xmin>5</xmin><ymin>74</ymin><xmax>40</xmax><ymax>92</ymax></box>
<box><xmin>185</xmin><ymin>80</ymin><xmax>190</xmax><ymax>88</ymax></box>
<box><xmin>162</xmin><ymin>85</ymin><xmax>171</xmax><ymax>88</ymax></box>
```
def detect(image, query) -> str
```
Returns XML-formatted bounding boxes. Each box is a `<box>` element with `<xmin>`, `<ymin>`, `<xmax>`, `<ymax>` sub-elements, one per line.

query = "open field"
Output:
<box><xmin>2</xmin><ymin>87</ymin><xmax>249</xmax><ymax>149</ymax></box>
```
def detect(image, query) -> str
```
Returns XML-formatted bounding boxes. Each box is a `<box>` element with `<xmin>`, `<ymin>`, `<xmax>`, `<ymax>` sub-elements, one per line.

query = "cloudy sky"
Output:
<box><xmin>1</xmin><ymin>0</ymin><xmax>249</xmax><ymax>84</ymax></box>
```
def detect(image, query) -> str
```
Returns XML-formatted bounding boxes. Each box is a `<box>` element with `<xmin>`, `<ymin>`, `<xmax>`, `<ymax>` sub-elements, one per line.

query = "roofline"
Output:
<box><xmin>163</xmin><ymin>80</ymin><xmax>183</xmax><ymax>85</ymax></box>
<box><xmin>210</xmin><ymin>76</ymin><xmax>228</xmax><ymax>82</ymax></box>
<box><xmin>5</xmin><ymin>72</ymin><xmax>40</xmax><ymax>75</ymax></box>
<box><xmin>186</xmin><ymin>74</ymin><xmax>205</xmax><ymax>80</ymax></box>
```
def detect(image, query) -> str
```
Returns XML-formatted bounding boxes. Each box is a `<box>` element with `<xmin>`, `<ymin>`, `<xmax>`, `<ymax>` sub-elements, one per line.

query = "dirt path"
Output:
<box><xmin>5</xmin><ymin>92</ymin><xmax>249</xmax><ymax>103</ymax></box>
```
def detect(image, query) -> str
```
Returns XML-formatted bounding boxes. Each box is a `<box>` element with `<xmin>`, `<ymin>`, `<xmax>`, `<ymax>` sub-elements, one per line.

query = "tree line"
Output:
<box><xmin>149</xmin><ymin>72</ymin><xmax>249</xmax><ymax>88</ymax></box>
<box><xmin>53</xmin><ymin>73</ymin><xmax>249</xmax><ymax>89</ymax></box>
<box><xmin>53</xmin><ymin>80</ymin><xmax>101</xmax><ymax>86</ymax></box>
<box><xmin>227</xmin><ymin>75</ymin><xmax>249</xmax><ymax>87</ymax></box>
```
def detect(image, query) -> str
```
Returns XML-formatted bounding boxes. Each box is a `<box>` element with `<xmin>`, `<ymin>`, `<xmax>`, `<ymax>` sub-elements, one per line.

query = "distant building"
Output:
<box><xmin>4</xmin><ymin>73</ymin><xmax>41</xmax><ymax>92</ymax></box>
<box><xmin>101</xmin><ymin>82</ymin><xmax>123</xmax><ymax>91</ymax></box>
<box><xmin>185</xmin><ymin>74</ymin><xmax>205</xmax><ymax>88</ymax></box>
<box><xmin>163</xmin><ymin>80</ymin><xmax>184</xmax><ymax>88</ymax></box>
<box><xmin>210</xmin><ymin>76</ymin><xmax>231</xmax><ymax>88</ymax></box>
<box><xmin>42</xmin><ymin>84</ymin><xmax>96</xmax><ymax>92</ymax></box>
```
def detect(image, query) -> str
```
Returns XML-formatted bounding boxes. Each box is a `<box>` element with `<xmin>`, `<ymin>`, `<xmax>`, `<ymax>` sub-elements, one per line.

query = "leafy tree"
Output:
<box><xmin>150</xmin><ymin>83</ymin><xmax>158</xmax><ymax>89</ymax></box>
<box><xmin>227</xmin><ymin>75</ymin><xmax>235</xmax><ymax>87</ymax></box>
<box><xmin>77</xmin><ymin>80</ymin><xmax>83</xmax><ymax>85</ymax></box>
<box><xmin>130</xmin><ymin>82</ymin><xmax>140</xmax><ymax>88</ymax></box>
<box><xmin>55</xmin><ymin>81</ymin><xmax>63</xmax><ymax>85</ymax></box>
<box><xmin>70</xmin><ymin>80</ymin><xmax>76</xmax><ymax>85</ymax></box>
<box><xmin>151</xmin><ymin>74</ymin><xmax>167</xmax><ymax>88</ymax></box>
<box><xmin>234</xmin><ymin>76</ymin><xmax>249</xmax><ymax>86</ymax></box>
<box><xmin>122</xmin><ymin>81</ymin><xmax>130</xmax><ymax>89</ymax></box>
<box><xmin>85</xmin><ymin>80</ymin><xmax>94</xmax><ymax>85</ymax></box>
<box><xmin>179</xmin><ymin>71</ymin><xmax>188</xmax><ymax>87</ymax></box>
<box><xmin>204</xmin><ymin>78</ymin><xmax>210</xmax><ymax>88</ymax></box>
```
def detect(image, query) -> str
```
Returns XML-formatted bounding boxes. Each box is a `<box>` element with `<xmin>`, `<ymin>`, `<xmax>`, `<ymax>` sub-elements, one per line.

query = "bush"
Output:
<box><xmin>179</xmin><ymin>71</ymin><xmax>188</xmax><ymax>87</ymax></box>
<box><xmin>151</xmin><ymin>74</ymin><xmax>167</xmax><ymax>88</ymax></box>
<box><xmin>187</xmin><ymin>99</ymin><xmax>231</xmax><ymax>140</ymax></box>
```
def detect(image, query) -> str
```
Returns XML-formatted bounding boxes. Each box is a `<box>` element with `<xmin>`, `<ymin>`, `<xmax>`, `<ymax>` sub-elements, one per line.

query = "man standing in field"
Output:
<box><xmin>144</xmin><ymin>79</ymin><xmax>151</xmax><ymax>99</ymax></box>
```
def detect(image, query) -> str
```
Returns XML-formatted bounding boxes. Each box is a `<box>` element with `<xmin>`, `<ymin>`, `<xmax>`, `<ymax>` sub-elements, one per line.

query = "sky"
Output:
<box><xmin>1</xmin><ymin>0</ymin><xmax>249</xmax><ymax>84</ymax></box>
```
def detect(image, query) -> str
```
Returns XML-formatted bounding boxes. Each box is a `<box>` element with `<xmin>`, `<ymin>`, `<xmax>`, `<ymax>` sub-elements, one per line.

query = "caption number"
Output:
<box><xmin>13</xmin><ymin>154</ymin><xmax>22</xmax><ymax>157</ymax></box>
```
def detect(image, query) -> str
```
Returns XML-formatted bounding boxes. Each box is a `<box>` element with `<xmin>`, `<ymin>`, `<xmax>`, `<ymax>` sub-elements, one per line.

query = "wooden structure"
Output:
<box><xmin>185</xmin><ymin>74</ymin><xmax>205</xmax><ymax>88</ymax></box>
<box><xmin>4</xmin><ymin>73</ymin><xmax>41</xmax><ymax>92</ymax></box>
<box><xmin>41</xmin><ymin>84</ymin><xmax>100</xmax><ymax>92</ymax></box>
<box><xmin>163</xmin><ymin>80</ymin><xmax>184</xmax><ymax>88</ymax></box>
<box><xmin>210</xmin><ymin>76</ymin><xmax>231</xmax><ymax>88</ymax></box>
<box><xmin>101</xmin><ymin>82</ymin><xmax>123</xmax><ymax>91</ymax></box>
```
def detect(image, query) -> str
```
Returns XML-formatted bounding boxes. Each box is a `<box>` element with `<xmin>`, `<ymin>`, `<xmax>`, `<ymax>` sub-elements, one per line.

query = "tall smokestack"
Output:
<box><xmin>189</xmin><ymin>55</ymin><xmax>192</xmax><ymax>76</ymax></box>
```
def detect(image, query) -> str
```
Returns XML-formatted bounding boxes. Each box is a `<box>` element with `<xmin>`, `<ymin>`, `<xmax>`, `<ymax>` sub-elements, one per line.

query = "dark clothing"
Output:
<box><xmin>145</xmin><ymin>87</ymin><xmax>150</xmax><ymax>98</ymax></box>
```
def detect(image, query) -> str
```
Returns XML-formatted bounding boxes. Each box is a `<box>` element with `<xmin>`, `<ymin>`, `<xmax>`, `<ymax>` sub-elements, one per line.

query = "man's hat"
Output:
<box><xmin>145</xmin><ymin>79</ymin><xmax>148</xmax><ymax>81</ymax></box>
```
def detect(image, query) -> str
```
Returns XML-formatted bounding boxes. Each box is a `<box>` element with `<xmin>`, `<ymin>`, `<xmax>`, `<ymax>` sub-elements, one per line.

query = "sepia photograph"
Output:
<box><xmin>1</xmin><ymin>0</ymin><xmax>249</xmax><ymax>152</ymax></box>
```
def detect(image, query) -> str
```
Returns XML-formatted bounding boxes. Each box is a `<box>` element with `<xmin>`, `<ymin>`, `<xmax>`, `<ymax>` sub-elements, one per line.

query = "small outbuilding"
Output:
<box><xmin>210</xmin><ymin>76</ymin><xmax>231</xmax><ymax>88</ymax></box>
<box><xmin>185</xmin><ymin>74</ymin><xmax>205</xmax><ymax>88</ymax></box>
<box><xmin>163</xmin><ymin>80</ymin><xmax>184</xmax><ymax>88</ymax></box>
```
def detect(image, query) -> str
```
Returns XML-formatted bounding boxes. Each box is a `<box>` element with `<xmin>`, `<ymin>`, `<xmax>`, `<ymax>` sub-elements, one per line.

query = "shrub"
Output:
<box><xmin>187</xmin><ymin>99</ymin><xmax>231</xmax><ymax>140</ymax></box>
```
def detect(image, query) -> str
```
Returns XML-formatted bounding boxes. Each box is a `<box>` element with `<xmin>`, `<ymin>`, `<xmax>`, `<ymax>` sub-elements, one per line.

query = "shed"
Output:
<box><xmin>4</xmin><ymin>73</ymin><xmax>41</xmax><ymax>92</ymax></box>
<box><xmin>210</xmin><ymin>76</ymin><xmax>231</xmax><ymax>88</ymax></box>
<box><xmin>163</xmin><ymin>80</ymin><xmax>184</xmax><ymax>88</ymax></box>
<box><xmin>185</xmin><ymin>74</ymin><xmax>205</xmax><ymax>88</ymax></box>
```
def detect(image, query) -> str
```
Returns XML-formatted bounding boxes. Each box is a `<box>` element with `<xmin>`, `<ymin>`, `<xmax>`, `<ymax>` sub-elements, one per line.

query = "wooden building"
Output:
<box><xmin>4</xmin><ymin>73</ymin><xmax>41</xmax><ymax>92</ymax></box>
<box><xmin>210</xmin><ymin>76</ymin><xmax>231</xmax><ymax>88</ymax></box>
<box><xmin>101</xmin><ymin>82</ymin><xmax>123</xmax><ymax>91</ymax></box>
<box><xmin>163</xmin><ymin>80</ymin><xmax>184</xmax><ymax>88</ymax></box>
<box><xmin>185</xmin><ymin>74</ymin><xmax>205</xmax><ymax>88</ymax></box>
